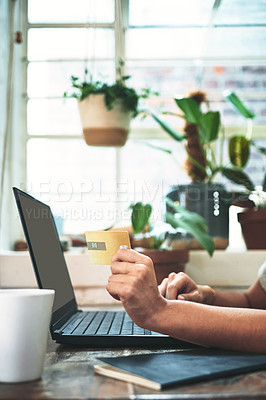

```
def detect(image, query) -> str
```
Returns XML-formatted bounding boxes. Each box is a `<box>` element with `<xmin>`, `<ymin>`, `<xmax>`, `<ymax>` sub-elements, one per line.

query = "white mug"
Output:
<box><xmin>0</xmin><ymin>289</ymin><xmax>54</xmax><ymax>383</ymax></box>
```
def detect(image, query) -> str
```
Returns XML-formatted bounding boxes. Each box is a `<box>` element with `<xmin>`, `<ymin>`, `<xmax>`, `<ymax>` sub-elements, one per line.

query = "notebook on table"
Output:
<box><xmin>95</xmin><ymin>348</ymin><xmax>266</xmax><ymax>390</ymax></box>
<box><xmin>13</xmin><ymin>187</ymin><xmax>196</xmax><ymax>349</ymax></box>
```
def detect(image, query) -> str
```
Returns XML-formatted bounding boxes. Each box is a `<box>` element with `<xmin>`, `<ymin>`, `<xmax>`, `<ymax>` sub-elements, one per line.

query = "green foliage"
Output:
<box><xmin>224</xmin><ymin>91</ymin><xmax>255</xmax><ymax>119</ymax></box>
<box><xmin>129</xmin><ymin>202</ymin><xmax>152</xmax><ymax>234</ymax></box>
<box><xmin>150</xmin><ymin>112</ymin><xmax>185</xmax><ymax>142</ymax></box>
<box><xmin>150</xmin><ymin>92</ymin><xmax>265</xmax><ymax>191</ymax></box>
<box><xmin>64</xmin><ymin>62</ymin><xmax>156</xmax><ymax>117</ymax></box>
<box><xmin>165</xmin><ymin>198</ymin><xmax>215</xmax><ymax>257</ymax></box>
<box><xmin>129</xmin><ymin>200</ymin><xmax>214</xmax><ymax>256</ymax></box>
<box><xmin>229</xmin><ymin>136</ymin><xmax>250</xmax><ymax>168</ymax></box>
<box><xmin>219</xmin><ymin>167</ymin><xmax>255</xmax><ymax>191</ymax></box>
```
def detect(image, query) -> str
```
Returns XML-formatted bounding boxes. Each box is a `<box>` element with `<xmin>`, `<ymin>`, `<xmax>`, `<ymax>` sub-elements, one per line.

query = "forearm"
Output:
<box><xmin>199</xmin><ymin>285</ymin><xmax>250</xmax><ymax>308</ymax></box>
<box><xmin>150</xmin><ymin>300</ymin><xmax>266</xmax><ymax>353</ymax></box>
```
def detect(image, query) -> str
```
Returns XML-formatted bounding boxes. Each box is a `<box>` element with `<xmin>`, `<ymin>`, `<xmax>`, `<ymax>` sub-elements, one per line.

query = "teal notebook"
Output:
<box><xmin>95</xmin><ymin>348</ymin><xmax>266</xmax><ymax>390</ymax></box>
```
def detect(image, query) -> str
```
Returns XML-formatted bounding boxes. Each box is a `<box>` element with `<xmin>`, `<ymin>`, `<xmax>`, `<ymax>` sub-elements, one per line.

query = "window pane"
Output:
<box><xmin>119</xmin><ymin>140</ymin><xmax>189</xmax><ymax>223</ymax></box>
<box><xmin>28</xmin><ymin>28</ymin><xmax>114</xmax><ymax>61</ymax></box>
<box><xmin>205</xmin><ymin>27</ymin><xmax>266</xmax><ymax>58</ymax></box>
<box><xmin>126</xmin><ymin>26</ymin><xmax>266</xmax><ymax>60</ymax></box>
<box><xmin>27</xmin><ymin>99</ymin><xmax>81</xmax><ymax>135</ymax></box>
<box><xmin>28</xmin><ymin>61</ymin><xmax>115</xmax><ymax>98</ymax></box>
<box><xmin>28</xmin><ymin>0</ymin><xmax>114</xmax><ymax>24</ymax></box>
<box><xmin>27</xmin><ymin>139</ymin><xmax>117</xmax><ymax>233</ymax></box>
<box><xmin>216</xmin><ymin>0</ymin><xmax>266</xmax><ymax>25</ymax></box>
<box><xmin>126</xmin><ymin>28</ymin><xmax>205</xmax><ymax>59</ymax></box>
<box><xmin>129</xmin><ymin>0</ymin><xmax>213</xmax><ymax>26</ymax></box>
<box><xmin>127</xmin><ymin>62</ymin><xmax>266</xmax><ymax>127</ymax></box>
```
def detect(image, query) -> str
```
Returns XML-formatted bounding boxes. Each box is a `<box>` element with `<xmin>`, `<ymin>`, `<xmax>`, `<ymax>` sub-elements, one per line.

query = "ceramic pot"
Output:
<box><xmin>78</xmin><ymin>94</ymin><xmax>131</xmax><ymax>147</ymax></box>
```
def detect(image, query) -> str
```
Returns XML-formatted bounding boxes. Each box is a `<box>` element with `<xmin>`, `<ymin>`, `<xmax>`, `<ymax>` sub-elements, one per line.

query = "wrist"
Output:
<box><xmin>146</xmin><ymin>296</ymin><xmax>169</xmax><ymax>332</ymax></box>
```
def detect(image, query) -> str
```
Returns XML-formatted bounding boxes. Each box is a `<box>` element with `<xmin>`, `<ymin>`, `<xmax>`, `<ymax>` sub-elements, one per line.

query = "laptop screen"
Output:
<box><xmin>15</xmin><ymin>190</ymin><xmax>75</xmax><ymax>313</ymax></box>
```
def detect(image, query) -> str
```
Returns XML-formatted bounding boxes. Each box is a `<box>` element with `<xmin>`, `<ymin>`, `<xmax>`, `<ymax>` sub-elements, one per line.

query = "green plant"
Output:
<box><xmin>64</xmin><ymin>60</ymin><xmax>156</xmax><ymax>117</ymax></box>
<box><xmin>129</xmin><ymin>200</ymin><xmax>215</xmax><ymax>257</ymax></box>
<box><xmin>150</xmin><ymin>91</ymin><xmax>265</xmax><ymax>191</ymax></box>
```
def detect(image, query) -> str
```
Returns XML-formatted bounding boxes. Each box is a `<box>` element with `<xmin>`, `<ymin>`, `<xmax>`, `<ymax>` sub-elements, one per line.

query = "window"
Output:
<box><xmin>22</xmin><ymin>0</ymin><xmax>266</xmax><ymax>239</ymax></box>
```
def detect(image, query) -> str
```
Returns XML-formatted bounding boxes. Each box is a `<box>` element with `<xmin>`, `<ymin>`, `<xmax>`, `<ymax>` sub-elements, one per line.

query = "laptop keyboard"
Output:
<box><xmin>60</xmin><ymin>311</ymin><xmax>162</xmax><ymax>336</ymax></box>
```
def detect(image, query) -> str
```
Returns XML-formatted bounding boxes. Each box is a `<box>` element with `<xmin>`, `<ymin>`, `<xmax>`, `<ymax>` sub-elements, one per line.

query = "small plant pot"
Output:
<box><xmin>78</xmin><ymin>94</ymin><xmax>131</xmax><ymax>147</ymax></box>
<box><xmin>136</xmin><ymin>248</ymin><xmax>189</xmax><ymax>285</ymax></box>
<box><xmin>238</xmin><ymin>209</ymin><xmax>266</xmax><ymax>249</ymax></box>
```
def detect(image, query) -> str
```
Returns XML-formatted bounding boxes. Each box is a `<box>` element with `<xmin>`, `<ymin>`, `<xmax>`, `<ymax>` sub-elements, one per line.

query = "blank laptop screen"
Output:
<box><xmin>17</xmin><ymin>192</ymin><xmax>75</xmax><ymax>312</ymax></box>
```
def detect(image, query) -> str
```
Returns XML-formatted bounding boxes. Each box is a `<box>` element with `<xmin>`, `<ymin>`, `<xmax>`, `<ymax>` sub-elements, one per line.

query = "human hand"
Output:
<box><xmin>158</xmin><ymin>272</ymin><xmax>207</xmax><ymax>303</ymax></box>
<box><xmin>106</xmin><ymin>249</ymin><xmax>167</xmax><ymax>330</ymax></box>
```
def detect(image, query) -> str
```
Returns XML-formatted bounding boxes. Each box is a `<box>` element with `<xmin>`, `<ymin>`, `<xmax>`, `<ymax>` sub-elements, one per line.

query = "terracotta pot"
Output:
<box><xmin>137</xmin><ymin>248</ymin><xmax>189</xmax><ymax>285</ymax></box>
<box><xmin>238</xmin><ymin>208</ymin><xmax>266</xmax><ymax>249</ymax></box>
<box><xmin>78</xmin><ymin>95</ymin><xmax>131</xmax><ymax>147</ymax></box>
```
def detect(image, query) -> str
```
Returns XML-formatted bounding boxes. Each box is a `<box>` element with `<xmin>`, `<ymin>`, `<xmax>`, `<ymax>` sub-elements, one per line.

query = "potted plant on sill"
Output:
<box><xmin>234</xmin><ymin>187</ymin><xmax>266</xmax><ymax>250</ymax></box>
<box><xmin>225</xmin><ymin>91</ymin><xmax>266</xmax><ymax>249</ymax></box>
<box><xmin>150</xmin><ymin>90</ymin><xmax>259</xmax><ymax>250</ymax></box>
<box><xmin>128</xmin><ymin>200</ymin><xmax>214</xmax><ymax>284</ymax></box>
<box><xmin>64</xmin><ymin>60</ymin><xmax>155</xmax><ymax>147</ymax></box>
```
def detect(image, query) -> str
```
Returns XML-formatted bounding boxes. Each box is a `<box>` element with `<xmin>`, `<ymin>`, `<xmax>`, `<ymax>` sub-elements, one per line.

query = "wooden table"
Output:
<box><xmin>1</xmin><ymin>336</ymin><xmax>266</xmax><ymax>400</ymax></box>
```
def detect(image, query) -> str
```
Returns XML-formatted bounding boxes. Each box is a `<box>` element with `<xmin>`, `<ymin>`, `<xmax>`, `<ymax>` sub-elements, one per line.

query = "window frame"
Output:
<box><xmin>6</xmin><ymin>0</ymin><xmax>266</xmax><ymax>249</ymax></box>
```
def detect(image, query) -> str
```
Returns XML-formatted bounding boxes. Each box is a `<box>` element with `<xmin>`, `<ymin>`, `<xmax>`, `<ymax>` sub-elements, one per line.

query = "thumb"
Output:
<box><xmin>158</xmin><ymin>278</ymin><xmax>168</xmax><ymax>296</ymax></box>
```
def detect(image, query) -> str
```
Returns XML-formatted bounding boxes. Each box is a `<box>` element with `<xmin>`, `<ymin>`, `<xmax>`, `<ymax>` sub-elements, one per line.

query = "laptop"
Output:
<box><xmin>13</xmin><ymin>187</ymin><xmax>194</xmax><ymax>349</ymax></box>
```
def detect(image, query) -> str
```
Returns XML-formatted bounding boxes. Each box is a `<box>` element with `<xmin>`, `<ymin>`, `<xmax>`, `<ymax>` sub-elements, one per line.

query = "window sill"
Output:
<box><xmin>0</xmin><ymin>250</ymin><xmax>265</xmax><ymax>306</ymax></box>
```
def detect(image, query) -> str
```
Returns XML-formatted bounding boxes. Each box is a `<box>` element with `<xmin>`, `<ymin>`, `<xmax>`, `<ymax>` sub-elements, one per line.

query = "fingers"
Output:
<box><xmin>159</xmin><ymin>272</ymin><xmax>202</xmax><ymax>302</ymax></box>
<box><xmin>177</xmin><ymin>290</ymin><xmax>201</xmax><ymax>303</ymax></box>
<box><xmin>111</xmin><ymin>249</ymin><xmax>154</xmax><ymax>277</ymax></box>
<box><xmin>112</xmin><ymin>248</ymin><xmax>152</xmax><ymax>265</ymax></box>
<box><xmin>166</xmin><ymin>272</ymin><xmax>187</xmax><ymax>300</ymax></box>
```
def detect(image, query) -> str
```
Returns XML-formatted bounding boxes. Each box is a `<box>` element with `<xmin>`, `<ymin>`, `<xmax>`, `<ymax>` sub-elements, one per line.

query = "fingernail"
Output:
<box><xmin>178</xmin><ymin>295</ymin><xmax>185</xmax><ymax>300</ymax></box>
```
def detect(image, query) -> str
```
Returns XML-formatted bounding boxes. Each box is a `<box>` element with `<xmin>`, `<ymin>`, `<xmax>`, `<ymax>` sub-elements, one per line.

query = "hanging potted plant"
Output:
<box><xmin>128</xmin><ymin>200</ymin><xmax>214</xmax><ymax>284</ymax></box>
<box><xmin>64</xmin><ymin>60</ymin><xmax>155</xmax><ymax>147</ymax></box>
<box><xmin>150</xmin><ymin>90</ymin><xmax>258</xmax><ymax>250</ymax></box>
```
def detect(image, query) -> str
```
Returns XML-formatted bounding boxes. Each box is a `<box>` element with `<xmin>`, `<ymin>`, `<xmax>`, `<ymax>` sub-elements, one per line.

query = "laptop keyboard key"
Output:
<box><xmin>72</xmin><ymin>312</ymin><xmax>97</xmax><ymax>335</ymax></box>
<box><xmin>96</xmin><ymin>312</ymin><xmax>115</xmax><ymax>335</ymax></box>
<box><xmin>84</xmin><ymin>312</ymin><xmax>106</xmax><ymax>335</ymax></box>
<box><xmin>133</xmin><ymin>324</ymin><xmax>145</xmax><ymax>335</ymax></box>
<box><xmin>108</xmin><ymin>311</ymin><xmax>125</xmax><ymax>335</ymax></box>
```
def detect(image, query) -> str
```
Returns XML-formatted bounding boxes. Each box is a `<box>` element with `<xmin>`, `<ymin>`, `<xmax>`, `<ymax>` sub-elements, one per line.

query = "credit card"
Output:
<box><xmin>85</xmin><ymin>231</ymin><xmax>131</xmax><ymax>265</ymax></box>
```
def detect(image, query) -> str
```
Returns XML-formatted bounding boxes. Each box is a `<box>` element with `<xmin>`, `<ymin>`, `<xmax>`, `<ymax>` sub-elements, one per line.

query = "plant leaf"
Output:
<box><xmin>166</xmin><ymin>212</ymin><xmax>214</xmax><ymax>257</ymax></box>
<box><xmin>229</xmin><ymin>136</ymin><xmax>250</xmax><ymax>168</ymax></box>
<box><xmin>150</xmin><ymin>113</ymin><xmax>186</xmax><ymax>141</ymax></box>
<box><xmin>250</xmin><ymin>140</ymin><xmax>266</xmax><ymax>156</ymax></box>
<box><xmin>166</xmin><ymin>198</ymin><xmax>208</xmax><ymax>232</ymax></box>
<box><xmin>174</xmin><ymin>97</ymin><xmax>202</xmax><ymax>124</ymax></box>
<box><xmin>143</xmin><ymin>142</ymin><xmax>173</xmax><ymax>154</ymax></box>
<box><xmin>221</xmin><ymin>167</ymin><xmax>255</xmax><ymax>191</ymax></box>
<box><xmin>130</xmin><ymin>202</ymin><xmax>152</xmax><ymax>234</ymax></box>
<box><xmin>224</xmin><ymin>91</ymin><xmax>255</xmax><ymax>119</ymax></box>
<box><xmin>200</xmin><ymin>111</ymin><xmax>220</xmax><ymax>143</ymax></box>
